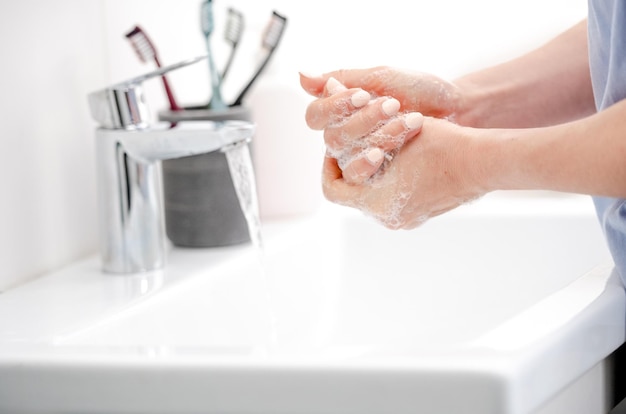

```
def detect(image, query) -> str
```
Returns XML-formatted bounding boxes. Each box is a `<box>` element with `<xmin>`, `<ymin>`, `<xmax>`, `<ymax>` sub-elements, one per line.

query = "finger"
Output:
<box><xmin>330</xmin><ymin>112</ymin><xmax>424</xmax><ymax>184</ymax></box>
<box><xmin>305</xmin><ymin>87</ymin><xmax>371</xmax><ymax>130</ymax></box>
<box><xmin>299</xmin><ymin>72</ymin><xmax>327</xmax><ymax>97</ymax></box>
<box><xmin>323</xmin><ymin>97</ymin><xmax>400</xmax><ymax>150</ymax></box>
<box><xmin>300</xmin><ymin>72</ymin><xmax>352</xmax><ymax>97</ymax></box>
<box><xmin>341</xmin><ymin>148</ymin><xmax>385</xmax><ymax>185</ymax></box>
<box><xmin>324</xmin><ymin>77</ymin><xmax>348</xmax><ymax>95</ymax></box>
<box><xmin>324</xmin><ymin>67</ymin><xmax>391</xmax><ymax>93</ymax></box>
<box><xmin>321</xmin><ymin>155</ymin><xmax>362</xmax><ymax>206</ymax></box>
<box><xmin>300</xmin><ymin>68</ymin><xmax>390</xmax><ymax>97</ymax></box>
<box><xmin>369</xmin><ymin>112</ymin><xmax>424</xmax><ymax>151</ymax></box>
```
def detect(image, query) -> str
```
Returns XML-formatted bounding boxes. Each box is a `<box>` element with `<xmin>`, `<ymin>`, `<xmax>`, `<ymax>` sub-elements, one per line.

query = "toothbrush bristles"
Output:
<box><xmin>262</xmin><ymin>11</ymin><xmax>287</xmax><ymax>50</ymax></box>
<box><xmin>224</xmin><ymin>8</ymin><xmax>244</xmax><ymax>45</ymax></box>
<box><xmin>125</xmin><ymin>26</ymin><xmax>156</xmax><ymax>63</ymax></box>
<box><xmin>201</xmin><ymin>1</ymin><xmax>214</xmax><ymax>36</ymax></box>
<box><xmin>124</xmin><ymin>24</ymin><xmax>181</xmax><ymax>111</ymax></box>
<box><xmin>230</xmin><ymin>10</ymin><xmax>287</xmax><ymax>107</ymax></box>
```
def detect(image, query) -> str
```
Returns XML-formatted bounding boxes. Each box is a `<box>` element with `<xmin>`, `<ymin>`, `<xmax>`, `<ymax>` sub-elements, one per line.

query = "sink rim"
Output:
<box><xmin>0</xmin><ymin>264</ymin><xmax>622</xmax><ymax>414</ymax></box>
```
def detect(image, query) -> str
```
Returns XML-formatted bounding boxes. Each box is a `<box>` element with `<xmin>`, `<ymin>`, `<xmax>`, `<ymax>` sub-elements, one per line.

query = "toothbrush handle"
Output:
<box><xmin>161</xmin><ymin>76</ymin><xmax>181</xmax><ymax>111</ymax></box>
<box><xmin>206</xmin><ymin>38</ymin><xmax>226</xmax><ymax>110</ymax></box>
<box><xmin>221</xmin><ymin>45</ymin><xmax>237</xmax><ymax>80</ymax></box>
<box><xmin>153</xmin><ymin>55</ymin><xmax>181</xmax><ymax>111</ymax></box>
<box><xmin>231</xmin><ymin>53</ymin><xmax>271</xmax><ymax>107</ymax></box>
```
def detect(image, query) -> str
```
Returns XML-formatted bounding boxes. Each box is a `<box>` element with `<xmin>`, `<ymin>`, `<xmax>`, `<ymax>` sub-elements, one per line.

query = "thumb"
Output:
<box><xmin>299</xmin><ymin>72</ymin><xmax>328</xmax><ymax>97</ymax></box>
<box><xmin>321</xmin><ymin>155</ymin><xmax>362</xmax><ymax>207</ymax></box>
<box><xmin>342</xmin><ymin>148</ymin><xmax>385</xmax><ymax>185</ymax></box>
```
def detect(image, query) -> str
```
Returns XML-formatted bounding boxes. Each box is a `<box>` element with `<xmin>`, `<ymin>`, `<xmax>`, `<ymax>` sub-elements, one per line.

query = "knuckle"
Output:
<box><xmin>323</xmin><ymin>128</ymin><xmax>345</xmax><ymax>151</ymax></box>
<box><xmin>305</xmin><ymin>101</ymin><xmax>325</xmax><ymax>130</ymax></box>
<box><xmin>321</xmin><ymin>181</ymin><xmax>337</xmax><ymax>202</ymax></box>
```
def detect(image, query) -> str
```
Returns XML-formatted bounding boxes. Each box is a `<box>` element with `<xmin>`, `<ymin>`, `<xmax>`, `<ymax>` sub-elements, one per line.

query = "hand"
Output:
<box><xmin>300</xmin><ymin>73</ymin><xmax>425</xmax><ymax>183</ymax></box>
<box><xmin>322</xmin><ymin>117</ymin><xmax>486</xmax><ymax>229</ymax></box>
<box><xmin>300</xmin><ymin>66</ymin><xmax>461</xmax><ymax>120</ymax></box>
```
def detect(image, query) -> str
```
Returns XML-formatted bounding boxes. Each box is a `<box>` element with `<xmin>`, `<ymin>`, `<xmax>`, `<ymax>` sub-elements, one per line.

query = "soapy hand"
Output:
<box><xmin>300</xmin><ymin>73</ymin><xmax>425</xmax><ymax>183</ymax></box>
<box><xmin>299</xmin><ymin>67</ymin><xmax>484</xmax><ymax>229</ymax></box>
<box><xmin>300</xmin><ymin>66</ymin><xmax>461</xmax><ymax>119</ymax></box>
<box><xmin>321</xmin><ymin>116</ymin><xmax>486</xmax><ymax>229</ymax></box>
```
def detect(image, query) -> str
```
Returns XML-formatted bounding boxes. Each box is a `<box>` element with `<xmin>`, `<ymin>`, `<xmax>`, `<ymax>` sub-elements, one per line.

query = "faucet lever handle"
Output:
<box><xmin>113</xmin><ymin>55</ymin><xmax>208</xmax><ymax>90</ymax></box>
<box><xmin>88</xmin><ymin>56</ymin><xmax>208</xmax><ymax>130</ymax></box>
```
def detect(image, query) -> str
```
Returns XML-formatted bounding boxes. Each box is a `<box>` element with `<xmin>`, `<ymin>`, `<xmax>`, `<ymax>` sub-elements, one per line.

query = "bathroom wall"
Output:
<box><xmin>0</xmin><ymin>0</ymin><xmax>587</xmax><ymax>291</ymax></box>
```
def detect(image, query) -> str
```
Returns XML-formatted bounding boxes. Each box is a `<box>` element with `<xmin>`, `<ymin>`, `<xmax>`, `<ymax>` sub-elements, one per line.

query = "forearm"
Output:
<box><xmin>454</xmin><ymin>20</ymin><xmax>595</xmax><ymax>129</ymax></box>
<box><xmin>473</xmin><ymin>99</ymin><xmax>626</xmax><ymax>197</ymax></box>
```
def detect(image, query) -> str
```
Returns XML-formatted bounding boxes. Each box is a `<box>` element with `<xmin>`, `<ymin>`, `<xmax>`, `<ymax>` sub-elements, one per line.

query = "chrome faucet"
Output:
<box><xmin>87</xmin><ymin>57</ymin><xmax>255</xmax><ymax>273</ymax></box>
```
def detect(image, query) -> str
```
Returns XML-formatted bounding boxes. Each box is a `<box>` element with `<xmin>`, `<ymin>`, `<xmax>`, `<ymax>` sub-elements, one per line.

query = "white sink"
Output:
<box><xmin>0</xmin><ymin>193</ymin><xmax>622</xmax><ymax>414</ymax></box>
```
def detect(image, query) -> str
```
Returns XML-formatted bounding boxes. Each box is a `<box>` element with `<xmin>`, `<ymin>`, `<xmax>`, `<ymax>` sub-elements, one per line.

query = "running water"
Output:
<box><xmin>224</xmin><ymin>142</ymin><xmax>263</xmax><ymax>249</ymax></box>
<box><xmin>224</xmin><ymin>142</ymin><xmax>278</xmax><ymax>349</ymax></box>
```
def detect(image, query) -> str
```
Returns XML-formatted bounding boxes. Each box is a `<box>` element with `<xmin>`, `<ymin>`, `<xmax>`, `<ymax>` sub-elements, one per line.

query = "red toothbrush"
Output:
<box><xmin>125</xmin><ymin>25</ymin><xmax>181</xmax><ymax>111</ymax></box>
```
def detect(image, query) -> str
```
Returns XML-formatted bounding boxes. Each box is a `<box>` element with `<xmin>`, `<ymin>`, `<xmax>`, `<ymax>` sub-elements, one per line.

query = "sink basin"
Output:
<box><xmin>0</xmin><ymin>193</ymin><xmax>622</xmax><ymax>414</ymax></box>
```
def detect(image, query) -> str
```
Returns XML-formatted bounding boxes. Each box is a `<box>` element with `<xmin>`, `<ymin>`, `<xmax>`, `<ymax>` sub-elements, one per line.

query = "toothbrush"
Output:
<box><xmin>201</xmin><ymin>0</ymin><xmax>227</xmax><ymax>110</ymax></box>
<box><xmin>221</xmin><ymin>8</ymin><xmax>245</xmax><ymax>81</ymax></box>
<box><xmin>125</xmin><ymin>25</ymin><xmax>181</xmax><ymax>111</ymax></box>
<box><xmin>230</xmin><ymin>11</ymin><xmax>287</xmax><ymax>107</ymax></box>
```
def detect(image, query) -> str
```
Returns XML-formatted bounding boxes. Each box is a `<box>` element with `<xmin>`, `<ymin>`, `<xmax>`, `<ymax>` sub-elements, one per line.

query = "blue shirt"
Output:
<box><xmin>588</xmin><ymin>0</ymin><xmax>626</xmax><ymax>283</ymax></box>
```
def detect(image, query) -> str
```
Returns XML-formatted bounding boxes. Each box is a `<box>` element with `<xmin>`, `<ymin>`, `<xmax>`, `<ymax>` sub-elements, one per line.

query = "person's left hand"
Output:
<box><xmin>322</xmin><ymin>116</ymin><xmax>487</xmax><ymax>229</ymax></box>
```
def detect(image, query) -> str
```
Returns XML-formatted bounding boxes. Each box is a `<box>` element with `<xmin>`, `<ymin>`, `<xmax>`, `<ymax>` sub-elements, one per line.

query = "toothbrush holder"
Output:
<box><xmin>158</xmin><ymin>106</ymin><xmax>253</xmax><ymax>247</ymax></box>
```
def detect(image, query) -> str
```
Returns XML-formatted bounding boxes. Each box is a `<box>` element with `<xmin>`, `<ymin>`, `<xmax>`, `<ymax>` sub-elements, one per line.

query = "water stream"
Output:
<box><xmin>224</xmin><ymin>142</ymin><xmax>278</xmax><ymax>349</ymax></box>
<box><xmin>224</xmin><ymin>142</ymin><xmax>263</xmax><ymax>249</ymax></box>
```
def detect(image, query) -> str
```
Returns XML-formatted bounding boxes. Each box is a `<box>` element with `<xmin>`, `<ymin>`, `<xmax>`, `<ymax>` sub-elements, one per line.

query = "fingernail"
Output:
<box><xmin>404</xmin><ymin>112</ymin><xmax>424</xmax><ymax>129</ymax></box>
<box><xmin>299</xmin><ymin>71</ymin><xmax>323</xmax><ymax>79</ymax></box>
<box><xmin>351</xmin><ymin>90</ymin><xmax>371</xmax><ymax>108</ymax></box>
<box><xmin>366</xmin><ymin>148</ymin><xmax>384</xmax><ymax>165</ymax></box>
<box><xmin>382</xmin><ymin>98</ymin><xmax>400</xmax><ymax>116</ymax></box>
<box><xmin>325</xmin><ymin>77</ymin><xmax>347</xmax><ymax>95</ymax></box>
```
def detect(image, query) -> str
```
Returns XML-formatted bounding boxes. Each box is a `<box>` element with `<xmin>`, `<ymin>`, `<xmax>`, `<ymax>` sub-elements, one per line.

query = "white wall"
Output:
<box><xmin>0</xmin><ymin>0</ymin><xmax>587</xmax><ymax>291</ymax></box>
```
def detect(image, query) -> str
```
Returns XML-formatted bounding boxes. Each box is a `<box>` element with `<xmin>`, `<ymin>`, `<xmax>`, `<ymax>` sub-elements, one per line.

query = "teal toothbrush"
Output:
<box><xmin>201</xmin><ymin>0</ymin><xmax>226</xmax><ymax>110</ymax></box>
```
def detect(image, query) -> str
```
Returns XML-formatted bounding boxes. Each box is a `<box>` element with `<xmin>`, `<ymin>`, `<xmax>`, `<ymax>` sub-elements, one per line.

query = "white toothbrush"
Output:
<box><xmin>221</xmin><ymin>8</ymin><xmax>245</xmax><ymax>81</ymax></box>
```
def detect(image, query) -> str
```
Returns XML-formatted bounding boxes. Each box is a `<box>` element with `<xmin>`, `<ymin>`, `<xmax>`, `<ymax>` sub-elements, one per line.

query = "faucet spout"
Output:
<box><xmin>95</xmin><ymin>121</ymin><xmax>254</xmax><ymax>273</ymax></box>
<box><xmin>115</xmin><ymin>121</ymin><xmax>253</xmax><ymax>163</ymax></box>
<box><xmin>88</xmin><ymin>56</ymin><xmax>255</xmax><ymax>273</ymax></box>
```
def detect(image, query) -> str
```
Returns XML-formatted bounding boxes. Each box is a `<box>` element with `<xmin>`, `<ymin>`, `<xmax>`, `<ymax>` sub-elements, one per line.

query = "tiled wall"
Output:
<box><xmin>0</xmin><ymin>0</ymin><xmax>586</xmax><ymax>290</ymax></box>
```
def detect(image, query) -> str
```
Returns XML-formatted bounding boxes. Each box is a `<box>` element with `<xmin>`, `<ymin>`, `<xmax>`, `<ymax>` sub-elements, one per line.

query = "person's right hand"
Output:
<box><xmin>321</xmin><ymin>116</ymin><xmax>487</xmax><ymax>230</ymax></box>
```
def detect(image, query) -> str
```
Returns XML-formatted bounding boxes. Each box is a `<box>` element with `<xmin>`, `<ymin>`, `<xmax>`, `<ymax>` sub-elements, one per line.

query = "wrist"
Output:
<box><xmin>459</xmin><ymin>126</ymin><xmax>523</xmax><ymax>195</ymax></box>
<box><xmin>466</xmin><ymin>126</ymin><xmax>558</xmax><ymax>194</ymax></box>
<box><xmin>451</xmin><ymin>77</ymin><xmax>502</xmax><ymax>128</ymax></box>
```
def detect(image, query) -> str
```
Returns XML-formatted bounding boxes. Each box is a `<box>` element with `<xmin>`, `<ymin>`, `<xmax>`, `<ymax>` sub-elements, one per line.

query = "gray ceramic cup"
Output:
<box><xmin>158</xmin><ymin>106</ymin><xmax>252</xmax><ymax>247</ymax></box>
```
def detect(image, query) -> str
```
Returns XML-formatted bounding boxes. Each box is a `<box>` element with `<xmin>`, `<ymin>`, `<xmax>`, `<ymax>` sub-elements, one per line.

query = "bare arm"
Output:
<box><xmin>321</xmin><ymin>101</ymin><xmax>626</xmax><ymax>229</ymax></box>
<box><xmin>301</xmin><ymin>19</ymin><xmax>626</xmax><ymax>229</ymax></box>
<box><xmin>475</xmin><ymin>99</ymin><xmax>626</xmax><ymax>197</ymax></box>
<box><xmin>302</xmin><ymin>21</ymin><xmax>595</xmax><ymax>130</ymax></box>
<box><xmin>454</xmin><ymin>20</ymin><xmax>595</xmax><ymax>128</ymax></box>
